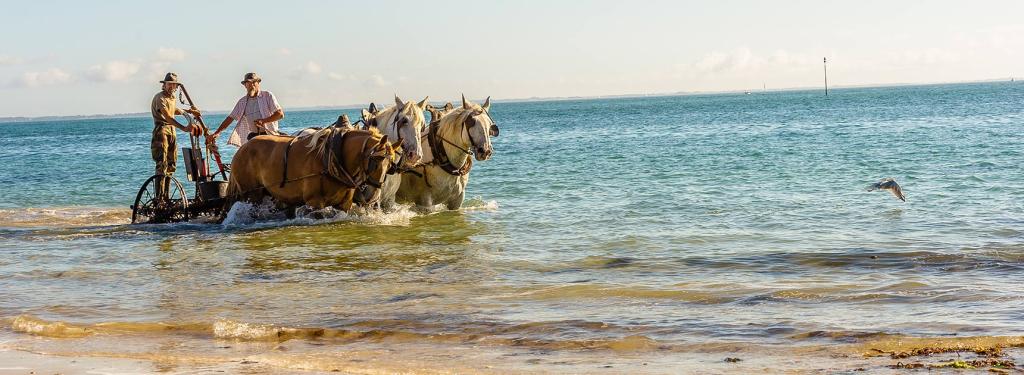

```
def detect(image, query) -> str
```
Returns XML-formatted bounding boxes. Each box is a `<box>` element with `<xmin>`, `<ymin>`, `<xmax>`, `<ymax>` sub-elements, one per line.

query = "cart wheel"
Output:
<box><xmin>131</xmin><ymin>175</ymin><xmax>190</xmax><ymax>224</ymax></box>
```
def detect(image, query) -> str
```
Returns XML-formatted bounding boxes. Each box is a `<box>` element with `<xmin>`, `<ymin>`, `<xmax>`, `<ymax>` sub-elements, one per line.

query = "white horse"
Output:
<box><xmin>396</xmin><ymin>95</ymin><xmax>497</xmax><ymax>209</ymax></box>
<box><xmin>360</xmin><ymin>96</ymin><xmax>429</xmax><ymax>209</ymax></box>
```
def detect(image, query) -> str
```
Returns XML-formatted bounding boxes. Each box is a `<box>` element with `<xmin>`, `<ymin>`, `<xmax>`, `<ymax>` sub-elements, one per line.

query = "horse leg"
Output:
<box><xmin>379</xmin><ymin>198</ymin><xmax>395</xmax><ymax>212</ymax></box>
<box><xmin>278</xmin><ymin>203</ymin><xmax>297</xmax><ymax>219</ymax></box>
<box><xmin>245</xmin><ymin>188</ymin><xmax>269</xmax><ymax>220</ymax></box>
<box><xmin>337</xmin><ymin>190</ymin><xmax>355</xmax><ymax>212</ymax></box>
<box><xmin>416</xmin><ymin>194</ymin><xmax>433</xmax><ymax>209</ymax></box>
<box><xmin>445</xmin><ymin>191</ymin><xmax>465</xmax><ymax>210</ymax></box>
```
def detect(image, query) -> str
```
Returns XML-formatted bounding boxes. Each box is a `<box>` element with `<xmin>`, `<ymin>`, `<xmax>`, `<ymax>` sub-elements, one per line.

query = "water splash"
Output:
<box><xmin>221</xmin><ymin>199</ymin><xmax>422</xmax><ymax>229</ymax></box>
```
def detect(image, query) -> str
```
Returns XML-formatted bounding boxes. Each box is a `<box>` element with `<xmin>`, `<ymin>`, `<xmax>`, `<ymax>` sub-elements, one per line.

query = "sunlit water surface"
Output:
<box><xmin>1</xmin><ymin>83</ymin><xmax>1023</xmax><ymax>373</ymax></box>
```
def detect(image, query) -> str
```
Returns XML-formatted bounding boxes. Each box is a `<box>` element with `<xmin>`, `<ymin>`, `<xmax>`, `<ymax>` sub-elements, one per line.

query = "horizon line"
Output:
<box><xmin>0</xmin><ymin>77</ymin><xmax>1016</xmax><ymax>123</ymax></box>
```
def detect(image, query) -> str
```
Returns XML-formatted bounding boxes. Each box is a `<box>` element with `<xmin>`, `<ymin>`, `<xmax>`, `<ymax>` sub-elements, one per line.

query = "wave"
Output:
<box><xmin>459</xmin><ymin>196</ymin><xmax>500</xmax><ymax>211</ymax></box>
<box><xmin>501</xmin><ymin>284</ymin><xmax>734</xmax><ymax>303</ymax></box>
<box><xmin>0</xmin><ymin>207</ymin><xmax>129</xmax><ymax>228</ymax></box>
<box><xmin>10</xmin><ymin>315</ymin><xmax>93</xmax><ymax>338</ymax></box>
<box><xmin>3</xmin><ymin>315</ymin><xmax>666</xmax><ymax>353</ymax></box>
<box><xmin>8</xmin><ymin>314</ymin><xmax>1024</xmax><ymax>362</ymax></box>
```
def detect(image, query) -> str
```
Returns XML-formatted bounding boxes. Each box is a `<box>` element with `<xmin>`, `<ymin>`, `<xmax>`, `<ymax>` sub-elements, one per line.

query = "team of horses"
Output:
<box><xmin>224</xmin><ymin>95</ymin><xmax>497</xmax><ymax>219</ymax></box>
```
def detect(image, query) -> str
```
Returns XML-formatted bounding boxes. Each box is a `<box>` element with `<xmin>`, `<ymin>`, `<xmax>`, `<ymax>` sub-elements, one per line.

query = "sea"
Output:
<box><xmin>1</xmin><ymin>82</ymin><xmax>1023</xmax><ymax>373</ymax></box>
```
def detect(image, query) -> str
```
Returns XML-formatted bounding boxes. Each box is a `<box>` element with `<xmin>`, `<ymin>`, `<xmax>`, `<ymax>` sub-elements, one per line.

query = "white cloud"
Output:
<box><xmin>364</xmin><ymin>74</ymin><xmax>387</xmax><ymax>88</ymax></box>
<box><xmin>16</xmin><ymin>68</ymin><xmax>73</xmax><ymax>87</ymax></box>
<box><xmin>156</xmin><ymin>47</ymin><xmax>186</xmax><ymax>62</ymax></box>
<box><xmin>289</xmin><ymin>61</ymin><xmax>323</xmax><ymax>80</ymax></box>
<box><xmin>304</xmin><ymin>61</ymin><xmax>322</xmax><ymax>74</ymax></box>
<box><xmin>674</xmin><ymin>47</ymin><xmax>834</xmax><ymax>80</ymax></box>
<box><xmin>278</xmin><ymin>48</ymin><xmax>292</xmax><ymax>56</ymax></box>
<box><xmin>769</xmin><ymin>50</ymin><xmax>817</xmax><ymax>68</ymax></box>
<box><xmin>328</xmin><ymin>72</ymin><xmax>353</xmax><ymax>81</ymax></box>
<box><xmin>0</xmin><ymin>55</ymin><xmax>24</xmax><ymax>66</ymax></box>
<box><xmin>693</xmin><ymin>47</ymin><xmax>760</xmax><ymax>74</ymax></box>
<box><xmin>889</xmin><ymin>48</ymin><xmax>960</xmax><ymax>67</ymax></box>
<box><xmin>86</xmin><ymin>60</ymin><xmax>141</xmax><ymax>82</ymax></box>
<box><xmin>147</xmin><ymin>61</ymin><xmax>172</xmax><ymax>79</ymax></box>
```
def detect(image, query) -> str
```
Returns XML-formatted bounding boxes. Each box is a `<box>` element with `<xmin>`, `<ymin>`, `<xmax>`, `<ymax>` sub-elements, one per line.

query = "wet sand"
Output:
<box><xmin>4</xmin><ymin>326</ymin><xmax>1022</xmax><ymax>374</ymax></box>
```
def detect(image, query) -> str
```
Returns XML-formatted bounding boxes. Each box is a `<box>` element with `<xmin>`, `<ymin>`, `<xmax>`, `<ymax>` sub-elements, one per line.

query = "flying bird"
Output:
<box><xmin>867</xmin><ymin>178</ymin><xmax>905</xmax><ymax>202</ymax></box>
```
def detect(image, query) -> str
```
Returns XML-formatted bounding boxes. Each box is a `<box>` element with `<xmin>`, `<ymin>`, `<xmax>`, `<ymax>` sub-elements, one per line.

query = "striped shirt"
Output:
<box><xmin>227</xmin><ymin>90</ymin><xmax>282</xmax><ymax>146</ymax></box>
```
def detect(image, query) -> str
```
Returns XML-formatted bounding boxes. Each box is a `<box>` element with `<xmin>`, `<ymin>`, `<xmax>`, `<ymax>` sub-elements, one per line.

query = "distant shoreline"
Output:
<box><xmin>0</xmin><ymin>78</ymin><xmax>1015</xmax><ymax>124</ymax></box>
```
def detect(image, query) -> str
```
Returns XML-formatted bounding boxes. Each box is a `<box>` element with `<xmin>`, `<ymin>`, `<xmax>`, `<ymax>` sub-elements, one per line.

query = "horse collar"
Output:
<box><xmin>427</xmin><ymin>115</ymin><xmax>473</xmax><ymax>176</ymax></box>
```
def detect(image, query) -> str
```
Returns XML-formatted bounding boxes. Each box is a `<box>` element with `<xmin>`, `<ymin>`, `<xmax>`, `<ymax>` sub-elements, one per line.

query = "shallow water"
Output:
<box><xmin>1</xmin><ymin>82</ymin><xmax>1023</xmax><ymax>372</ymax></box>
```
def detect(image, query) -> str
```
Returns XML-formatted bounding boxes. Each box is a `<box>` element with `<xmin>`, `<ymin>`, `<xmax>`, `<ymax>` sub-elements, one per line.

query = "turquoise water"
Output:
<box><xmin>1</xmin><ymin>82</ymin><xmax>1023</xmax><ymax>371</ymax></box>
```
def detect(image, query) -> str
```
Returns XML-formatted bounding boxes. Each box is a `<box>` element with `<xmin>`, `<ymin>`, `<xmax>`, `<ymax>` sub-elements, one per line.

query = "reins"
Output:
<box><xmin>365</xmin><ymin>106</ymin><xmax>421</xmax><ymax>176</ymax></box>
<box><xmin>277</xmin><ymin>130</ymin><xmax>389</xmax><ymax>189</ymax></box>
<box><xmin>421</xmin><ymin>109</ymin><xmax>496</xmax><ymax>176</ymax></box>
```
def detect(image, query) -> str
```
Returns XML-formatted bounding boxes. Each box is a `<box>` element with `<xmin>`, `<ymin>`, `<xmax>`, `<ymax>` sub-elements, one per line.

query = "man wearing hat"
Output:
<box><xmin>209</xmin><ymin>72</ymin><xmax>284</xmax><ymax>147</ymax></box>
<box><xmin>151</xmin><ymin>72</ymin><xmax>201</xmax><ymax>199</ymax></box>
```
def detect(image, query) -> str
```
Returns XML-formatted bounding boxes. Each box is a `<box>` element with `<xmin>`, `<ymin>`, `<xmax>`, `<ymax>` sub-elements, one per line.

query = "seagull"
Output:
<box><xmin>867</xmin><ymin>178</ymin><xmax>906</xmax><ymax>202</ymax></box>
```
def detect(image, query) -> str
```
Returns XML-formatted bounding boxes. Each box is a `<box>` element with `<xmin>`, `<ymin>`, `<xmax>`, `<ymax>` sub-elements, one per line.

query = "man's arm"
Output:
<box><xmin>256</xmin><ymin>109</ymin><xmax>284</xmax><ymax>126</ymax></box>
<box><xmin>255</xmin><ymin>92</ymin><xmax>284</xmax><ymax>129</ymax></box>
<box><xmin>160</xmin><ymin>104</ymin><xmax>190</xmax><ymax>133</ymax></box>
<box><xmin>212</xmin><ymin>116</ymin><xmax>234</xmax><ymax>137</ymax></box>
<box><xmin>178</xmin><ymin>107</ymin><xmax>202</xmax><ymax>117</ymax></box>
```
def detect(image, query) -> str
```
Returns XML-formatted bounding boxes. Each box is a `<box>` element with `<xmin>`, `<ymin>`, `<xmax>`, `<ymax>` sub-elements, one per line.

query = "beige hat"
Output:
<box><xmin>241</xmin><ymin>72</ymin><xmax>262</xmax><ymax>84</ymax></box>
<box><xmin>159</xmin><ymin>72</ymin><xmax>181</xmax><ymax>84</ymax></box>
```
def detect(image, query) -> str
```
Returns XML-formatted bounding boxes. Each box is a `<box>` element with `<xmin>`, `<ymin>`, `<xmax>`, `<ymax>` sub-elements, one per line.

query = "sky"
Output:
<box><xmin>1</xmin><ymin>0</ymin><xmax>1022</xmax><ymax>117</ymax></box>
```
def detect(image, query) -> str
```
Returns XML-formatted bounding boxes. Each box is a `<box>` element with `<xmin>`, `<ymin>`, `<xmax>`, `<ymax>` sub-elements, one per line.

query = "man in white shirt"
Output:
<box><xmin>208</xmin><ymin>72</ymin><xmax>285</xmax><ymax>147</ymax></box>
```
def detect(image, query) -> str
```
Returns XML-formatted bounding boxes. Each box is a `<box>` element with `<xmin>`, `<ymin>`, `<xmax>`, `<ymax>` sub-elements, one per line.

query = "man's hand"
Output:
<box><xmin>254</xmin><ymin>118</ymin><xmax>265</xmax><ymax>129</ymax></box>
<box><xmin>182</xmin><ymin>124</ymin><xmax>200</xmax><ymax>136</ymax></box>
<box><xmin>187</xmin><ymin>108</ymin><xmax>202</xmax><ymax>117</ymax></box>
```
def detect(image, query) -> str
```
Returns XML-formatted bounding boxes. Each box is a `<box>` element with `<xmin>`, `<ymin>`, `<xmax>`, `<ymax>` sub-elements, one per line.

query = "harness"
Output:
<box><xmin>423</xmin><ymin>109</ymin><xmax>496</xmax><ymax>176</ymax></box>
<box><xmin>277</xmin><ymin>130</ymin><xmax>387</xmax><ymax>190</ymax></box>
<box><xmin>365</xmin><ymin>107</ymin><xmax>415</xmax><ymax>175</ymax></box>
<box><xmin>426</xmin><ymin>117</ymin><xmax>473</xmax><ymax>176</ymax></box>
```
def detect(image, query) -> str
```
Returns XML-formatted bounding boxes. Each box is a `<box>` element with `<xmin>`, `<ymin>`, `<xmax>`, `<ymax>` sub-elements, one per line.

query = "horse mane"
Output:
<box><xmin>372</xmin><ymin>102</ymin><xmax>426</xmax><ymax>133</ymax></box>
<box><xmin>435</xmin><ymin>103</ymin><xmax>482</xmax><ymax>140</ymax></box>
<box><xmin>303</xmin><ymin>126</ymin><xmax>380</xmax><ymax>159</ymax></box>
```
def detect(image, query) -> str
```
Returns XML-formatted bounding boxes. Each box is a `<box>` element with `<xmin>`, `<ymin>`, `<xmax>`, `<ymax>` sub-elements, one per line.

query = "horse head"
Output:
<box><xmin>460</xmin><ymin>95</ymin><xmax>497</xmax><ymax>161</ymax></box>
<box><xmin>354</xmin><ymin>134</ymin><xmax>404</xmax><ymax>206</ymax></box>
<box><xmin>365</xmin><ymin>95</ymin><xmax>428</xmax><ymax>168</ymax></box>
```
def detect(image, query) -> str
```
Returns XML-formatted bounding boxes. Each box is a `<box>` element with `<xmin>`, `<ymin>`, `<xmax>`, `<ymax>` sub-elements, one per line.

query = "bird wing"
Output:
<box><xmin>888</xmin><ymin>181</ymin><xmax>906</xmax><ymax>202</ymax></box>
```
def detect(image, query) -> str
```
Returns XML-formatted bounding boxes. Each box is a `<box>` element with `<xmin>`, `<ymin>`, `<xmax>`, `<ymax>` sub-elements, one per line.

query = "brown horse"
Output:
<box><xmin>224</xmin><ymin>129</ymin><xmax>401</xmax><ymax>215</ymax></box>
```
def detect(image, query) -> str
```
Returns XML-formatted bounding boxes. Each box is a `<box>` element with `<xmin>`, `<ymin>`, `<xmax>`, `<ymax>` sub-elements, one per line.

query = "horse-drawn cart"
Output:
<box><xmin>130</xmin><ymin>86</ymin><xmax>231</xmax><ymax>224</ymax></box>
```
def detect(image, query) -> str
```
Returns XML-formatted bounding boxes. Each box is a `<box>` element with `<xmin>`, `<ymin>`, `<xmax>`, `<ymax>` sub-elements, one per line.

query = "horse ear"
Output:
<box><xmin>444</xmin><ymin>102</ymin><xmax>454</xmax><ymax>111</ymax></box>
<box><xmin>394</xmin><ymin>95</ymin><xmax>404</xmax><ymax>108</ymax></box>
<box><xmin>482</xmin><ymin>96</ymin><xmax>491</xmax><ymax>111</ymax></box>
<box><xmin>369</xmin><ymin>102</ymin><xmax>378</xmax><ymax>114</ymax></box>
<box><xmin>391</xmin><ymin>137</ymin><xmax>404</xmax><ymax>150</ymax></box>
<box><xmin>417</xmin><ymin>96</ymin><xmax>430</xmax><ymax>110</ymax></box>
<box><xmin>462</xmin><ymin>94</ymin><xmax>471</xmax><ymax>110</ymax></box>
<box><xmin>376</xmin><ymin>134</ymin><xmax>389</xmax><ymax>149</ymax></box>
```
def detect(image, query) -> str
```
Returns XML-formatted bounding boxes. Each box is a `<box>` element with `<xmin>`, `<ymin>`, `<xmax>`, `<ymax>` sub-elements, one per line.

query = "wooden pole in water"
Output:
<box><xmin>823</xmin><ymin>57</ymin><xmax>829</xmax><ymax>96</ymax></box>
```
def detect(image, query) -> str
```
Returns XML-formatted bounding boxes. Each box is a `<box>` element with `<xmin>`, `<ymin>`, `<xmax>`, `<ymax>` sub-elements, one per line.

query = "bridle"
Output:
<box><xmin>425</xmin><ymin>109</ymin><xmax>499</xmax><ymax>176</ymax></box>
<box><xmin>322</xmin><ymin>131</ymin><xmax>395</xmax><ymax>190</ymax></box>
<box><xmin>365</xmin><ymin>106</ymin><xmax>422</xmax><ymax>175</ymax></box>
